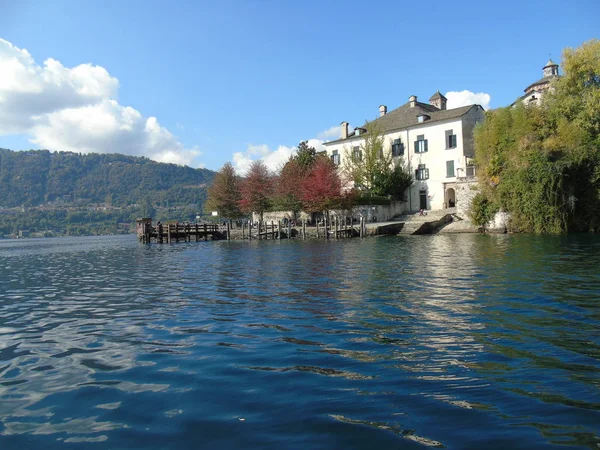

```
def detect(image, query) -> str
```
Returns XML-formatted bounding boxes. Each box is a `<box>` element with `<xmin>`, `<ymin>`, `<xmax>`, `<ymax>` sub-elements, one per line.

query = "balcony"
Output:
<box><xmin>456</xmin><ymin>166</ymin><xmax>476</xmax><ymax>180</ymax></box>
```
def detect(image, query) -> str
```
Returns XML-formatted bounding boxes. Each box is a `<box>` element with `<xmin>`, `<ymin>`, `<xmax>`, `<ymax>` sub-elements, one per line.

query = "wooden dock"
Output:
<box><xmin>136</xmin><ymin>216</ymin><xmax>372</xmax><ymax>244</ymax></box>
<box><xmin>136</xmin><ymin>220</ymin><xmax>225</xmax><ymax>243</ymax></box>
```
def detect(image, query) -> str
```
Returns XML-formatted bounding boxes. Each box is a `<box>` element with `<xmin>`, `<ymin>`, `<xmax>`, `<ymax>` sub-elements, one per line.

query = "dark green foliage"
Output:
<box><xmin>295</xmin><ymin>141</ymin><xmax>317</xmax><ymax>172</ymax></box>
<box><xmin>0</xmin><ymin>148</ymin><xmax>215</xmax><ymax>236</ymax></box>
<box><xmin>0</xmin><ymin>149</ymin><xmax>215</xmax><ymax>208</ymax></box>
<box><xmin>355</xmin><ymin>194</ymin><xmax>391</xmax><ymax>206</ymax></box>
<box><xmin>469</xmin><ymin>193</ymin><xmax>499</xmax><ymax>229</ymax></box>
<box><xmin>473</xmin><ymin>40</ymin><xmax>600</xmax><ymax>233</ymax></box>
<box><xmin>342</xmin><ymin>123</ymin><xmax>412</xmax><ymax>200</ymax></box>
<box><xmin>372</xmin><ymin>162</ymin><xmax>413</xmax><ymax>200</ymax></box>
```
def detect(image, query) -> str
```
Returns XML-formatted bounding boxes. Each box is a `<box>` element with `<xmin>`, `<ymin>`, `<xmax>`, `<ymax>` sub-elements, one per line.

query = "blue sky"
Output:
<box><xmin>0</xmin><ymin>0</ymin><xmax>598</xmax><ymax>172</ymax></box>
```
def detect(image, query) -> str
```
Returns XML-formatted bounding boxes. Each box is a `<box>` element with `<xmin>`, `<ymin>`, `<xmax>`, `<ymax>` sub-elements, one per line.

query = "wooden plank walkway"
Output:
<box><xmin>138</xmin><ymin>222</ymin><xmax>225</xmax><ymax>243</ymax></box>
<box><xmin>136</xmin><ymin>216</ymin><xmax>373</xmax><ymax>244</ymax></box>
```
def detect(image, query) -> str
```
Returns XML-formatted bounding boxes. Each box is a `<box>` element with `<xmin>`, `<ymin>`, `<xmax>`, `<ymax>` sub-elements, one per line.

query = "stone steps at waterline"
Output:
<box><xmin>392</xmin><ymin>208</ymin><xmax>458</xmax><ymax>235</ymax></box>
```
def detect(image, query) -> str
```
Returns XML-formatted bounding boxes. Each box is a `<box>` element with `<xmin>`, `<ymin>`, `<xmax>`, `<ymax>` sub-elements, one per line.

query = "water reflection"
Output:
<box><xmin>0</xmin><ymin>234</ymin><xmax>599</xmax><ymax>449</ymax></box>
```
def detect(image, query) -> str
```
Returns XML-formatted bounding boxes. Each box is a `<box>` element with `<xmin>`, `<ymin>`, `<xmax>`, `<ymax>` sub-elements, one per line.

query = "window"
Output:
<box><xmin>446</xmin><ymin>160</ymin><xmax>455</xmax><ymax>178</ymax></box>
<box><xmin>392</xmin><ymin>139</ymin><xmax>404</xmax><ymax>157</ymax></box>
<box><xmin>415</xmin><ymin>164</ymin><xmax>429</xmax><ymax>180</ymax></box>
<box><xmin>331</xmin><ymin>150</ymin><xmax>340</xmax><ymax>166</ymax></box>
<box><xmin>352</xmin><ymin>146</ymin><xmax>362</xmax><ymax>162</ymax></box>
<box><xmin>446</xmin><ymin>130</ymin><xmax>457</xmax><ymax>149</ymax></box>
<box><xmin>414</xmin><ymin>135</ymin><xmax>428</xmax><ymax>153</ymax></box>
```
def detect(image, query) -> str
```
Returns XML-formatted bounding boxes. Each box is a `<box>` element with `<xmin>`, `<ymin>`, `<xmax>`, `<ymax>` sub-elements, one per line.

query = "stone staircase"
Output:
<box><xmin>393</xmin><ymin>208</ymin><xmax>457</xmax><ymax>235</ymax></box>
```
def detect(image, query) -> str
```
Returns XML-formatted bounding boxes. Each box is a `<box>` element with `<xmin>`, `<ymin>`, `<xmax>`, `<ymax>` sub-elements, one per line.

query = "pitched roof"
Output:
<box><xmin>524</xmin><ymin>74</ymin><xmax>559</xmax><ymax>92</ymax></box>
<box><xmin>429</xmin><ymin>90</ymin><xmax>446</xmax><ymax>101</ymax></box>
<box><xmin>325</xmin><ymin>101</ymin><xmax>477</xmax><ymax>145</ymax></box>
<box><xmin>544</xmin><ymin>59</ymin><xmax>558</xmax><ymax>68</ymax></box>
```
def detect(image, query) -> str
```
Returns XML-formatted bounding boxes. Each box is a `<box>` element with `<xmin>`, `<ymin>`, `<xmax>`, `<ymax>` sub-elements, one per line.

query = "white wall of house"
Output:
<box><xmin>324</xmin><ymin>107</ymin><xmax>484</xmax><ymax>212</ymax></box>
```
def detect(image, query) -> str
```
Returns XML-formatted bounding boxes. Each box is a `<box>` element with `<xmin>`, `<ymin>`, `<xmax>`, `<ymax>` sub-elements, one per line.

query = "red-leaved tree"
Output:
<box><xmin>301</xmin><ymin>156</ymin><xmax>342</xmax><ymax>213</ymax></box>
<box><xmin>239</xmin><ymin>160</ymin><xmax>274</xmax><ymax>221</ymax></box>
<box><xmin>273</xmin><ymin>157</ymin><xmax>303</xmax><ymax>217</ymax></box>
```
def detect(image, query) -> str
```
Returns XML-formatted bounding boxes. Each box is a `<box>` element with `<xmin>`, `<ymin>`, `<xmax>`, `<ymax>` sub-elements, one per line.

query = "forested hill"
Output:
<box><xmin>0</xmin><ymin>148</ymin><xmax>216</xmax><ymax>208</ymax></box>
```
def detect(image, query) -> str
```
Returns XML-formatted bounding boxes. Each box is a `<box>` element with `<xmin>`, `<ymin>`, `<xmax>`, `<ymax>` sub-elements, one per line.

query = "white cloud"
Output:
<box><xmin>315</xmin><ymin>125</ymin><xmax>341</xmax><ymax>141</ymax></box>
<box><xmin>231</xmin><ymin>125</ymin><xmax>336</xmax><ymax>175</ymax></box>
<box><xmin>0</xmin><ymin>38</ymin><xmax>202</xmax><ymax>167</ymax></box>
<box><xmin>445</xmin><ymin>90</ymin><xmax>491</xmax><ymax>110</ymax></box>
<box><xmin>233</xmin><ymin>144</ymin><xmax>295</xmax><ymax>175</ymax></box>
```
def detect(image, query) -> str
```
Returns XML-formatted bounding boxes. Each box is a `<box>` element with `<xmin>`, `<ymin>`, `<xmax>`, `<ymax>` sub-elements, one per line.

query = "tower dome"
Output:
<box><xmin>543</xmin><ymin>59</ymin><xmax>559</xmax><ymax>77</ymax></box>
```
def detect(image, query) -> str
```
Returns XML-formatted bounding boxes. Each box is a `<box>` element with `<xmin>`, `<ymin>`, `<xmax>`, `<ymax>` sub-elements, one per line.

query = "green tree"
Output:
<box><xmin>139</xmin><ymin>197</ymin><xmax>156</xmax><ymax>218</ymax></box>
<box><xmin>473</xmin><ymin>40</ymin><xmax>600</xmax><ymax>232</ymax></box>
<box><xmin>372</xmin><ymin>161</ymin><xmax>413</xmax><ymax>200</ymax></box>
<box><xmin>295</xmin><ymin>141</ymin><xmax>317</xmax><ymax>172</ymax></box>
<box><xmin>342</xmin><ymin>123</ymin><xmax>412</xmax><ymax>201</ymax></box>
<box><xmin>342</xmin><ymin>122</ymin><xmax>385</xmax><ymax>196</ymax></box>
<box><xmin>469</xmin><ymin>193</ymin><xmax>499</xmax><ymax>230</ymax></box>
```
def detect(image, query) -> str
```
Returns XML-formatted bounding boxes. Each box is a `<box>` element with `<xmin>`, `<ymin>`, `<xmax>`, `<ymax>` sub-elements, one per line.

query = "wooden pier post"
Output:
<box><xmin>334</xmin><ymin>216</ymin><xmax>338</xmax><ymax>240</ymax></box>
<box><xmin>359</xmin><ymin>217</ymin><xmax>363</xmax><ymax>239</ymax></box>
<box><xmin>288</xmin><ymin>221</ymin><xmax>291</xmax><ymax>239</ymax></box>
<box><xmin>242</xmin><ymin>222</ymin><xmax>245</xmax><ymax>240</ymax></box>
<box><xmin>303</xmin><ymin>220</ymin><xmax>306</xmax><ymax>240</ymax></box>
<box><xmin>249</xmin><ymin>221</ymin><xmax>252</xmax><ymax>241</ymax></box>
<box><xmin>278</xmin><ymin>220</ymin><xmax>282</xmax><ymax>240</ymax></box>
<box><xmin>271</xmin><ymin>221</ymin><xmax>274</xmax><ymax>240</ymax></box>
<box><xmin>325</xmin><ymin>216</ymin><xmax>329</xmax><ymax>240</ymax></box>
<box><xmin>316</xmin><ymin>220</ymin><xmax>320</xmax><ymax>238</ymax></box>
<box><xmin>226</xmin><ymin>222</ymin><xmax>231</xmax><ymax>241</ymax></box>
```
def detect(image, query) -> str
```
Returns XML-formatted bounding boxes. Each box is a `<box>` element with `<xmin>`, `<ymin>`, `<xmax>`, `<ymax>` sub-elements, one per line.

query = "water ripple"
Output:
<box><xmin>0</xmin><ymin>234</ymin><xmax>599</xmax><ymax>449</ymax></box>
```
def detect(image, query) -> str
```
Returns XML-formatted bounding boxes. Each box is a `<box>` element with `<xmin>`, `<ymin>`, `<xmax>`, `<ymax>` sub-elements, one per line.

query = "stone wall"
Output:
<box><xmin>340</xmin><ymin>201</ymin><xmax>407</xmax><ymax>223</ymax></box>
<box><xmin>488</xmin><ymin>211</ymin><xmax>510</xmax><ymax>233</ymax></box>
<box><xmin>252</xmin><ymin>201</ymin><xmax>408</xmax><ymax>225</ymax></box>
<box><xmin>454</xmin><ymin>180</ymin><xmax>510</xmax><ymax>232</ymax></box>
<box><xmin>252</xmin><ymin>210</ymin><xmax>311</xmax><ymax>224</ymax></box>
<box><xmin>455</xmin><ymin>179</ymin><xmax>479</xmax><ymax>219</ymax></box>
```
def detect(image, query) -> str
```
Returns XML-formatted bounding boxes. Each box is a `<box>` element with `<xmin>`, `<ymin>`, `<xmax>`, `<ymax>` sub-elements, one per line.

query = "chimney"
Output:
<box><xmin>409</xmin><ymin>95</ymin><xmax>417</xmax><ymax>107</ymax></box>
<box><xmin>379</xmin><ymin>105</ymin><xmax>387</xmax><ymax>116</ymax></box>
<box><xmin>341</xmin><ymin>121</ymin><xmax>349</xmax><ymax>139</ymax></box>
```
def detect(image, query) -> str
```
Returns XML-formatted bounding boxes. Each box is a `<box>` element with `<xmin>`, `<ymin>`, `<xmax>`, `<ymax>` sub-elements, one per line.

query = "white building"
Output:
<box><xmin>323</xmin><ymin>93</ymin><xmax>485</xmax><ymax>212</ymax></box>
<box><xmin>516</xmin><ymin>59</ymin><xmax>560</xmax><ymax>106</ymax></box>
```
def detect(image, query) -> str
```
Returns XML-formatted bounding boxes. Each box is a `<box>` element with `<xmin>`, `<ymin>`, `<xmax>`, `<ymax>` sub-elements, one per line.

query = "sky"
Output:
<box><xmin>0</xmin><ymin>0</ymin><xmax>598</xmax><ymax>173</ymax></box>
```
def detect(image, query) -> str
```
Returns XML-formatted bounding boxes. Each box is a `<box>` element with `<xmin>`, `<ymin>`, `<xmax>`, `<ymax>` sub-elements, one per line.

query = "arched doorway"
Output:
<box><xmin>446</xmin><ymin>188</ymin><xmax>456</xmax><ymax>208</ymax></box>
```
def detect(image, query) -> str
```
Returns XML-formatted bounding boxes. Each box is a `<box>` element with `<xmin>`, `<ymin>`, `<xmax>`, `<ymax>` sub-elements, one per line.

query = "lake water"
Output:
<box><xmin>0</xmin><ymin>234</ymin><xmax>599</xmax><ymax>449</ymax></box>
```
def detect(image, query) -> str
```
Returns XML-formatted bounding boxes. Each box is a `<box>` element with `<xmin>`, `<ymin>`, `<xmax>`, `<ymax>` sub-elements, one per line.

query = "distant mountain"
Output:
<box><xmin>0</xmin><ymin>148</ymin><xmax>216</xmax><ymax>208</ymax></box>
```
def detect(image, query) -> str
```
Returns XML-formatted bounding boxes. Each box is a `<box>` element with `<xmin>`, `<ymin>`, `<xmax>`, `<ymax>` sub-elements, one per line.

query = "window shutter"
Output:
<box><xmin>424</xmin><ymin>140</ymin><xmax>428</xmax><ymax>152</ymax></box>
<box><xmin>414</xmin><ymin>141</ymin><xmax>419</xmax><ymax>152</ymax></box>
<box><xmin>425</xmin><ymin>169</ymin><xmax>430</xmax><ymax>179</ymax></box>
